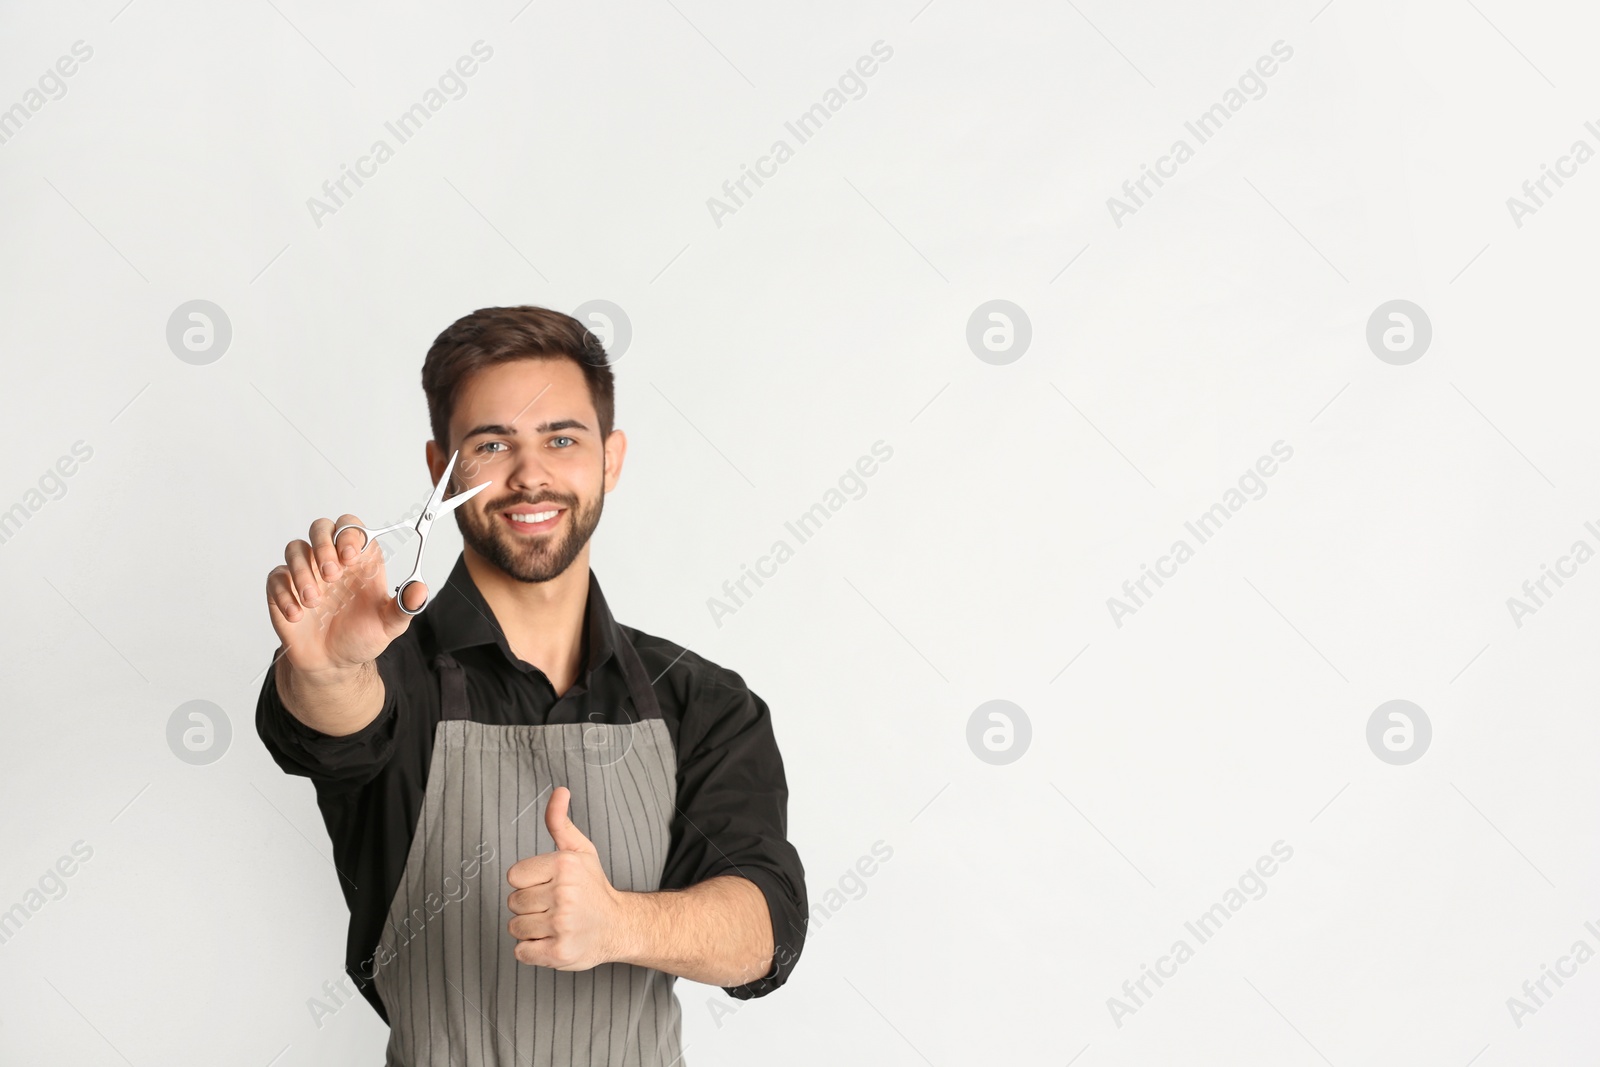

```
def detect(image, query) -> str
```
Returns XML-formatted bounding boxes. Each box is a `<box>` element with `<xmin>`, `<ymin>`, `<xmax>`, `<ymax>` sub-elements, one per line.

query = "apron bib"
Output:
<box><xmin>373</xmin><ymin>635</ymin><xmax>684</xmax><ymax>1067</ymax></box>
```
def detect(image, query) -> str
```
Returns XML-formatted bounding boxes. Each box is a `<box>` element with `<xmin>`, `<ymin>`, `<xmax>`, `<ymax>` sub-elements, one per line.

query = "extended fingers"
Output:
<box><xmin>283</xmin><ymin>538</ymin><xmax>324</xmax><ymax>608</ymax></box>
<box><xmin>267</xmin><ymin>566</ymin><xmax>304</xmax><ymax>624</ymax></box>
<box><xmin>331</xmin><ymin>514</ymin><xmax>370</xmax><ymax>564</ymax></box>
<box><xmin>307</xmin><ymin>517</ymin><xmax>344</xmax><ymax>581</ymax></box>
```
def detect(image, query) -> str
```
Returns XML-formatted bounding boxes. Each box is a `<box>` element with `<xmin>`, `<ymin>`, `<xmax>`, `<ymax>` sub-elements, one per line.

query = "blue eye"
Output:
<box><xmin>477</xmin><ymin>441</ymin><xmax>507</xmax><ymax>454</ymax></box>
<box><xmin>551</xmin><ymin>436</ymin><xmax>575</xmax><ymax>448</ymax></box>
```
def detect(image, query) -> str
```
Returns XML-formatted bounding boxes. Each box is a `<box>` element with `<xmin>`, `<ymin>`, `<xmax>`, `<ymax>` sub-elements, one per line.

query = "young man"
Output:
<box><xmin>255</xmin><ymin>306</ymin><xmax>806</xmax><ymax>1065</ymax></box>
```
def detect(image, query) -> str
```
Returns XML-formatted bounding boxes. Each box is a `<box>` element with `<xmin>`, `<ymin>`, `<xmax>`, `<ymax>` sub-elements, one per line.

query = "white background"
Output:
<box><xmin>2</xmin><ymin>0</ymin><xmax>1598</xmax><ymax>1063</ymax></box>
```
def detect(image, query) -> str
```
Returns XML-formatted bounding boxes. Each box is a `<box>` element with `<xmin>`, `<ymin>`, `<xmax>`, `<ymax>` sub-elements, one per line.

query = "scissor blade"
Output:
<box><xmin>423</xmin><ymin>449</ymin><xmax>465</xmax><ymax>513</ymax></box>
<box><xmin>437</xmin><ymin>477</ymin><xmax>491</xmax><ymax>514</ymax></box>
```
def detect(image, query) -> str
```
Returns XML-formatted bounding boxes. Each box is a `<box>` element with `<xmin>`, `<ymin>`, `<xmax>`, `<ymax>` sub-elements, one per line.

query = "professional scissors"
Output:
<box><xmin>333</xmin><ymin>450</ymin><xmax>491</xmax><ymax>616</ymax></box>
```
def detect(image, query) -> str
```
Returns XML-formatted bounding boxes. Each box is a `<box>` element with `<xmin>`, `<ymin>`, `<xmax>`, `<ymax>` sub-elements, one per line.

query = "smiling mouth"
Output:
<box><xmin>501</xmin><ymin>508</ymin><xmax>565</xmax><ymax>534</ymax></box>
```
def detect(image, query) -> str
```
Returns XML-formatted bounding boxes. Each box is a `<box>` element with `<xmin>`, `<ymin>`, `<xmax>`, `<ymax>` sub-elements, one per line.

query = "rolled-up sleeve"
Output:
<box><xmin>254</xmin><ymin>652</ymin><xmax>403</xmax><ymax>787</ymax></box>
<box><xmin>660</xmin><ymin>668</ymin><xmax>807</xmax><ymax>999</ymax></box>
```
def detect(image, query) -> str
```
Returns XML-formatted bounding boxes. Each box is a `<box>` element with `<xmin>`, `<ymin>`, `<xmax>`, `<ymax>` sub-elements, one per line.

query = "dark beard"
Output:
<box><xmin>456</xmin><ymin>488</ymin><xmax>604</xmax><ymax>584</ymax></box>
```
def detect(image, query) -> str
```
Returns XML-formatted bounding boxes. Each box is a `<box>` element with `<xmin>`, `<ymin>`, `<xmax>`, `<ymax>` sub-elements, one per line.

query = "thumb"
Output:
<box><xmin>376</xmin><ymin>579</ymin><xmax>423</xmax><ymax>640</ymax></box>
<box><xmin>545</xmin><ymin>786</ymin><xmax>595</xmax><ymax>853</ymax></box>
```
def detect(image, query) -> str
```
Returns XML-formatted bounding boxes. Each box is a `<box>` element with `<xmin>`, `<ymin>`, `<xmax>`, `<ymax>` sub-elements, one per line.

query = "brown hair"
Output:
<box><xmin>421</xmin><ymin>305</ymin><xmax>615</xmax><ymax>449</ymax></box>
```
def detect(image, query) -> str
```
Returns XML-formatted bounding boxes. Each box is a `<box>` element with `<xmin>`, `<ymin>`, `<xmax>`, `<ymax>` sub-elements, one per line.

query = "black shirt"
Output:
<box><xmin>255</xmin><ymin>553</ymin><xmax>807</xmax><ymax>1021</ymax></box>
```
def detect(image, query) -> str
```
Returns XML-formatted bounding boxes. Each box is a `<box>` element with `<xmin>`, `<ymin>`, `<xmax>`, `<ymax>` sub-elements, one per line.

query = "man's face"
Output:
<box><xmin>436</xmin><ymin>356</ymin><xmax>622</xmax><ymax>584</ymax></box>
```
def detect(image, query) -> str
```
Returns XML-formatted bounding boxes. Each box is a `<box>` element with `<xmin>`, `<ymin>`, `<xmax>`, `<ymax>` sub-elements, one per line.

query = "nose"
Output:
<box><xmin>504</xmin><ymin>449</ymin><xmax>554</xmax><ymax>498</ymax></box>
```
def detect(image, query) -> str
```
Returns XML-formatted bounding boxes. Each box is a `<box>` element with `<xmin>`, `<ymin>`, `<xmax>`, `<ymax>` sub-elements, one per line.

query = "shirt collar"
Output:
<box><xmin>427</xmin><ymin>552</ymin><xmax>617</xmax><ymax>678</ymax></box>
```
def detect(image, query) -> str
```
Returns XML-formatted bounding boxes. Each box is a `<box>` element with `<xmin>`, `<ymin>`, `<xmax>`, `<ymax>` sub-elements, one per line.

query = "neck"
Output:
<box><xmin>463</xmin><ymin>543</ymin><xmax>591</xmax><ymax>697</ymax></box>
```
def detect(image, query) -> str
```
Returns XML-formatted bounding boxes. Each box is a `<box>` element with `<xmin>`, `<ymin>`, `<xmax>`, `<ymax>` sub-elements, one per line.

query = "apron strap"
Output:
<box><xmin>612</xmin><ymin>628</ymin><xmax>666</xmax><ymax>723</ymax></box>
<box><xmin>433</xmin><ymin>651</ymin><xmax>471</xmax><ymax>721</ymax></box>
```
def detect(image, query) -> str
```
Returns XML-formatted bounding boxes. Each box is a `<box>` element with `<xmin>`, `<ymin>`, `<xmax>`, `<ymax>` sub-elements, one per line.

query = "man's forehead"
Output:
<box><xmin>451</xmin><ymin>359</ymin><xmax>595</xmax><ymax>436</ymax></box>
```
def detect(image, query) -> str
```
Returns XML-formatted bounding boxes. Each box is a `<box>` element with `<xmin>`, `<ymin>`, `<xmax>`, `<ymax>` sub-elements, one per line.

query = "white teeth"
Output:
<box><xmin>509</xmin><ymin>510</ymin><xmax>559</xmax><ymax>523</ymax></box>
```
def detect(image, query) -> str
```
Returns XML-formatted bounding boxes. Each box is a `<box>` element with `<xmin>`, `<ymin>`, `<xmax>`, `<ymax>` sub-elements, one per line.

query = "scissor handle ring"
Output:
<box><xmin>396</xmin><ymin>578</ymin><xmax>428</xmax><ymax>616</ymax></box>
<box><xmin>333</xmin><ymin>524</ymin><xmax>427</xmax><ymax>613</ymax></box>
<box><xmin>332</xmin><ymin>523</ymin><xmax>374</xmax><ymax>554</ymax></box>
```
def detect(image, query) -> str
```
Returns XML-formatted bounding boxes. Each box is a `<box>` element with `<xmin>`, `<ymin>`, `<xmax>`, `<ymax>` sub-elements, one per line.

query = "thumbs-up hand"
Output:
<box><xmin>506</xmin><ymin>786</ymin><xmax>631</xmax><ymax>970</ymax></box>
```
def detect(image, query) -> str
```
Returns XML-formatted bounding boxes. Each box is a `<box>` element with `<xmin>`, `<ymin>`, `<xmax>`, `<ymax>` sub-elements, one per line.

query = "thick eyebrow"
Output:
<box><xmin>460</xmin><ymin>419</ymin><xmax>591</xmax><ymax>440</ymax></box>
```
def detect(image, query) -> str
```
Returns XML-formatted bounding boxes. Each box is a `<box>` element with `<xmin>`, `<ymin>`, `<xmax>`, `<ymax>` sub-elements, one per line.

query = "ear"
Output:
<box><xmin>602</xmin><ymin>429</ymin><xmax>627</xmax><ymax>493</ymax></box>
<box><xmin>425</xmin><ymin>438</ymin><xmax>447</xmax><ymax>489</ymax></box>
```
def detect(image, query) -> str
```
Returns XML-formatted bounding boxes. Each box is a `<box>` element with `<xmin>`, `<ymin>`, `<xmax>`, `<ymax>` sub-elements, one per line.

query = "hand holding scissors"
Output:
<box><xmin>265</xmin><ymin>451</ymin><xmax>490</xmax><ymax>732</ymax></box>
<box><xmin>333</xmin><ymin>449</ymin><xmax>491</xmax><ymax>615</ymax></box>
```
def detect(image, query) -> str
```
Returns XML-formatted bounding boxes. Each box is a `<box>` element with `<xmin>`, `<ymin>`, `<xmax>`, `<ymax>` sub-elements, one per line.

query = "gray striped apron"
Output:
<box><xmin>374</xmin><ymin>636</ymin><xmax>685</xmax><ymax>1066</ymax></box>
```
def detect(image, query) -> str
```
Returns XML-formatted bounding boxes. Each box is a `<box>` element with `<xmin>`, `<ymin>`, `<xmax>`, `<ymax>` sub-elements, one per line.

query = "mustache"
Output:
<box><xmin>483</xmin><ymin>494</ymin><xmax>573</xmax><ymax>511</ymax></box>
